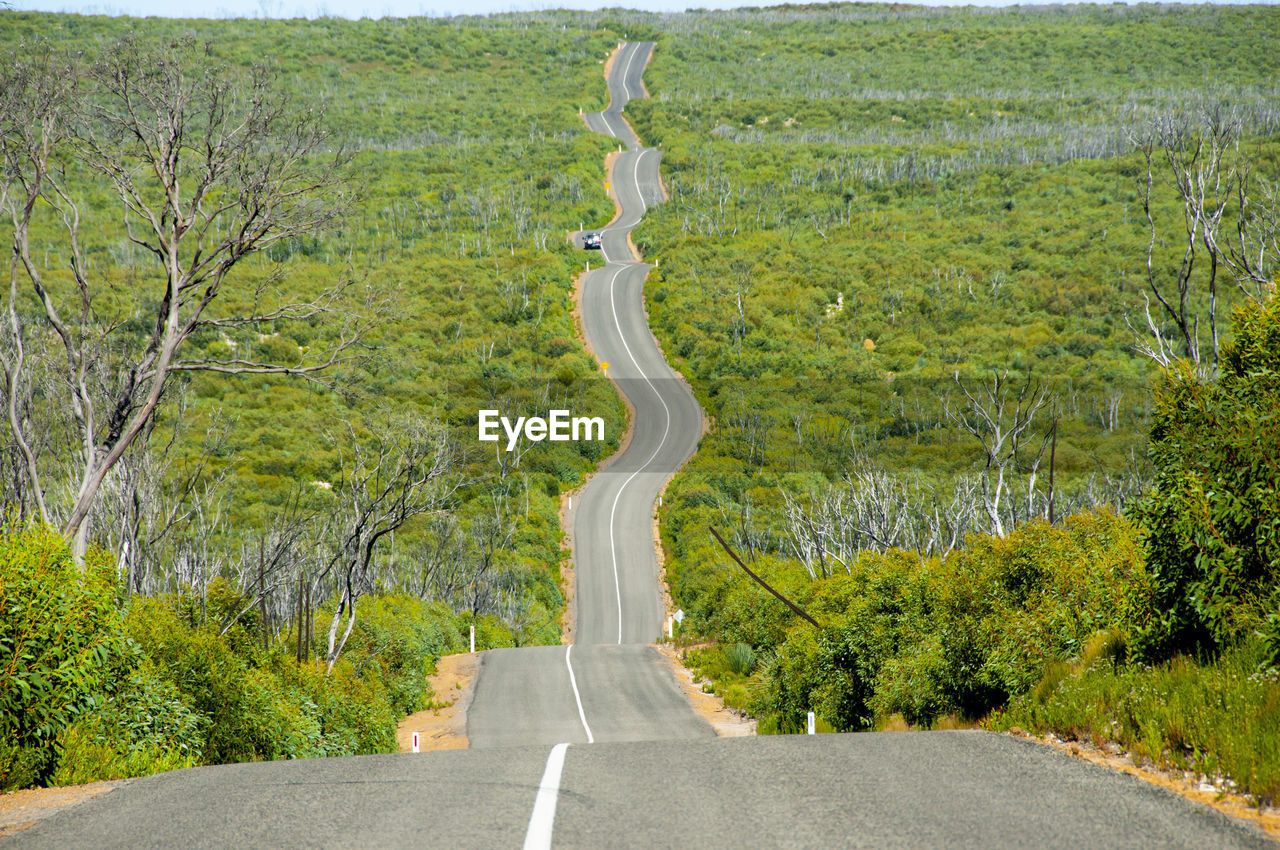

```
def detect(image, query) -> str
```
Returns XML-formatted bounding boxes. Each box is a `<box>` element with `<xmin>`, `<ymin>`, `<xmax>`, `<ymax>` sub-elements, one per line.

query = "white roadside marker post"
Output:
<box><xmin>470</xmin><ymin>624</ymin><xmax>475</xmax><ymax>654</ymax></box>
<box><xmin>412</xmin><ymin>731</ymin><xmax>420</xmax><ymax>753</ymax></box>
<box><xmin>807</xmin><ymin>712</ymin><xmax>816</xmax><ymax>735</ymax></box>
<box><xmin>667</xmin><ymin>617</ymin><xmax>673</xmax><ymax>639</ymax></box>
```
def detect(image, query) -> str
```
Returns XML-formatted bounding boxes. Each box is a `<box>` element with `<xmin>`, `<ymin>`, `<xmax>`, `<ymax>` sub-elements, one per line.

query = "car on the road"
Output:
<box><xmin>582</xmin><ymin>232</ymin><xmax>602</xmax><ymax>250</ymax></box>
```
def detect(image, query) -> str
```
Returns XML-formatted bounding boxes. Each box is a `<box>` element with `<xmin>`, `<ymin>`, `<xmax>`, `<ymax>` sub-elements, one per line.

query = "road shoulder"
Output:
<box><xmin>0</xmin><ymin>780</ymin><xmax>122</xmax><ymax>840</ymax></box>
<box><xmin>1008</xmin><ymin>728</ymin><xmax>1280</xmax><ymax>840</ymax></box>
<box><xmin>396</xmin><ymin>651</ymin><xmax>480</xmax><ymax>752</ymax></box>
<box><xmin>654</xmin><ymin>642</ymin><xmax>756</xmax><ymax>738</ymax></box>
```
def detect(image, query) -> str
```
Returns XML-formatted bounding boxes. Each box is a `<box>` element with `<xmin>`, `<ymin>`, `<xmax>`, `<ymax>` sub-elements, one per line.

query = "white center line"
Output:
<box><xmin>599</xmin><ymin>148</ymin><xmax>651</xmax><ymax>261</ymax></box>
<box><xmin>583</xmin><ymin>46</ymin><xmax>672</xmax><ymax>646</ymax></box>
<box><xmin>619</xmin><ymin>42</ymin><xmax>638</xmax><ymax>101</ymax></box>
<box><xmin>522</xmin><ymin>742</ymin><xmax>570</xmax><ymax>850</ymax></box>
<box><xmin>526</xmin><ymin>42</ymin><xmax>653</xmax><ymax>850</ymax></box>
<box><xmin>565</xmin><ymin>644</ymin><xmax>594</xmax><ymax>743</ymax></box>
<box><xmin>605</xmin><ymin>262</ymin><xmax>673</xmax><ymax>645</ymax></box>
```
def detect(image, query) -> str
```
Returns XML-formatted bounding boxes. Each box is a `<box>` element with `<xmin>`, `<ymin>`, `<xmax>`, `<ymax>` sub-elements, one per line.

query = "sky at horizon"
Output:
<box><xmin>6</xmin><ymin>0</ymin><xmax>1274</xmax><ymax>22</ymax></box>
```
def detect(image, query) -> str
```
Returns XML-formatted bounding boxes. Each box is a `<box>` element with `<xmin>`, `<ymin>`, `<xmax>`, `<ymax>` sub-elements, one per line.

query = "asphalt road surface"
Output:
<box><xmin>11</xmin><ymin>41</ymin><xmax>1275</xmax><ymax>850</ymax></box>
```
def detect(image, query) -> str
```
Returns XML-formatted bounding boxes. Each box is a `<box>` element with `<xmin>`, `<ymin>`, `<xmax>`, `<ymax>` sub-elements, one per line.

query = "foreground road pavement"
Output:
<box><xmin>11</xmin><ymin>732</ymin><xmax>1272</xmax><ymax>848</ymax></box>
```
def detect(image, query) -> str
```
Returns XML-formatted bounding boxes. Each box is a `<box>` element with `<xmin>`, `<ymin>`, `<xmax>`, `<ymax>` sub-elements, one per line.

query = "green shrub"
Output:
<box><xmin>1131</xmin><ymin>294</ymin><xmax>1280</xmax><ymax>661</ymax></box>
<box><xmin>725</xmin><ymin>642</ymin><xmax>756</xmax><ymax>676</ymax></box>
<box><xmin>748</xmin><ymin>510</ymin><xmax>1146</xmax><ymax>733</ymax></box>
<box><xmin>127</xmin><ymin>597</ymin><xmax>401</xmax><ymax>763</ymax></box>
<box><xmin>51</xmin><ymin>725</ymin><xmax>197</xmax><ymax>786</ymax></box>
<box><xmin>336</xmin><ymin>596</ymin><xmax>460</xmax><ymax>715</ymax></box>
<box><xmin>50</xmin><ymin>652</ymin><xmax>205</xmax><ymax>785</ymax></box>
<box><xmin>124</xmin><ymin>597</ymin><xmax>282</xmax><ymax>763</ymax></box>
<box><xmin>0</xmin><ymin>519</ymin><xmax>121</xmax><ymax>789</ymax></box>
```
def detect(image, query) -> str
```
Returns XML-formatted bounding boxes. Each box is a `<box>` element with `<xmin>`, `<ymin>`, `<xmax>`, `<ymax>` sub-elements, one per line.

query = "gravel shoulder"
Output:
<box><xmin>0</xmin><ymin>781</ymin><xmax>121</xmax><ymax>841</ymax></box>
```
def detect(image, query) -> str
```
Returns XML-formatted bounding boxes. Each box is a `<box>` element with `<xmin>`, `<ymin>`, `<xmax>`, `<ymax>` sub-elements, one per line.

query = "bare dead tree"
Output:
<box><xmin>220</xmin><ymin>509</ymin><xmax>313</xmax><ymax>641</ymax></box>
<box><xmin>0</xmin><ymin>38</ymin><xmax>364</xmax><ymax>560</ymax></box>
<box><xmin>781</xmin><ymin>468</ymin><xmax>983</xmax><ymax>573</ymax></box>
<box><xmin>461</xmin><ymin>493</ymin><xmax>516</xmax><ymax>619</ymax></box>
<box><xmin>716</xmin><ymin>494</ymin><xmax>769</xmax><ymax>563</ymax></box>
<box><xmin>945</xmin><ymin>372</ymin><xmax>1048</xmax><ymax>539</ymax></box>
<box><xmin>319</xmin><ymin>417</ymin><xmax>459</xmax><ymax>672</ymax></box>
<box><xmin>1130</xmin><ymin>107</ymin><xmax>1279</xmax><ymax>377</ymax></box>
<box><xmin>1221</xmin><ymin>170</ymin><xmax>1280</xmax><ymax>296</ymax></box>
<box><xmin>0</xmin><ymin>45</ymin><xmax>76</xmax><ymax>528</ymax></box>
<box><xmin>92</xmin><ymin>386</ymin><xmax>233</xmax><ymax>596</ymax></box>
<box><xmin>719</xmin><ymin>259</ymin><xmax>754</xmax><ymax>357</ymax></box>
<box><xmin>404</xmin><ymin>512</ymin><xmax>467</xmax><ymax>601</ymax></box>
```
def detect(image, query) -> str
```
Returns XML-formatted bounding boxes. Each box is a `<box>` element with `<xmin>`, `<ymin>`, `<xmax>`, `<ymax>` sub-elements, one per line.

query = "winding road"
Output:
<box><xmin>10</xmin><ymin>41</ymin><xmax>1275</xmax><ymax>850</ymax></box>
<box><xmin>467</xmin><ymin>41</ymin><xmax>710</xmax><ymax>751</ymax></box>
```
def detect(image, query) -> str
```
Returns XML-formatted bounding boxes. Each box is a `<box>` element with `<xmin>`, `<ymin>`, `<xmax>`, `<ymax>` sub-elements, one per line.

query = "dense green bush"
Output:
<box><xmin>745</xmin><ymin>510</ymin><xmax>1146</xmax><ymax>733</ymax></box>
<box><xmin>0</xmin><ymin>519</ymin><xmax>120</xmax><ymax>790</ymax></box>
<box><xmin>0</xmin><ymin>521</ymin><xmax>478</xmax><ymax>788</ymax></box>
<box><xmin>125</xmin><ymin>597</ymin><xmax>288</xmax><ymax>763</ymax></box>
<box><xmin>1131</xmin><ymin>293</ymin><xmax>1280</xmax><ymax>662</ymax></box>
<box><xmin>124</xmin><ymin>595</ymin><xmax>413</xmax><ymax>764</ymax></box>
<box><xmin>50</xmin><ymin>654</ymin><xmax>205</xmax><ymax>786</ymax></box>
<box><xmin>332</xmin><ymin>595</ymin><xmax>464</xmax><ymax>715</ymax></box>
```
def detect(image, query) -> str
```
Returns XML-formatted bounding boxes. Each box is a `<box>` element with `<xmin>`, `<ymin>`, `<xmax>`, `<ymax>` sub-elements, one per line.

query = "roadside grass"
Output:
<box><xmin>992</xmin><ymin>638</ymin><xmax>1280</xmax><ymax>806</ymax></box>
<box><xmin>683</xmin><ymin>644</ymin><xmax>759</xmax><ymax>714</ymax></box>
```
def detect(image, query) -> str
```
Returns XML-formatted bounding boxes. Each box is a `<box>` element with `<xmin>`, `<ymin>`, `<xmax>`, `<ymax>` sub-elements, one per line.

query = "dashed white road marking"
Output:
<box><xmin>522</xmin><ymin>742</ymin><xmax>570</xmax><ymax>850</ymax></box>
<box><xmin>565</xmin><ymin>644</ymin><xmax>594</xmax><ymax>743</ymax></box>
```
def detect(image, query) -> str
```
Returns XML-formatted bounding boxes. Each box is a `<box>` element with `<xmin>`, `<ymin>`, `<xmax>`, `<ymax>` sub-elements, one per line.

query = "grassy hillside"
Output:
<box><xmin>599</xmin><ymin>1</ymin><xmax>1277</xmax><ymax>625</ymax></box>
<box><xmin>2</xmin><ymin>3</ymin><xmax>1277</xmax><ymax>800</ymax></box>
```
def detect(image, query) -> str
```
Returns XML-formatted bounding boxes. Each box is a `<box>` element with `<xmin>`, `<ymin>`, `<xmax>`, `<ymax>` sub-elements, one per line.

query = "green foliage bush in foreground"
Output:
<box><xmin>0</xmin><ymin>519</ymin><xmax>120</xmax><ymax>788</ymax></box>
<box><xmin>0</xmin><ymin>521</ymin><xmax>479</xmax><ymax>790</ymax></box>
<box><xmin>1130</xmin><ymin>294</ymin><xmax>1280</xmax><ymax>663</ymax></box>
<box><xmin>738</xmin><ymin>510</ymin><xmax>1145</xmax><ymax>735</ymax></box>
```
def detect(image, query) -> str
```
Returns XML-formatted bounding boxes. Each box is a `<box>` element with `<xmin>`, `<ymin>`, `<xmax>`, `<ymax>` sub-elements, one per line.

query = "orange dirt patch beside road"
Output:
<box><xmin>396</xmin><ymin>652</ymin><xmax>480</xmax><ymax>753</ymax></box>
<box><xmin>0</xmin><ymin>780</ymin><xmax>121</xmax><ymax>839</ymax></box>
<box><xmin>602</xmin><ymin>42</ymin><xmax>618</xmax><ymax>87</ymax></box>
